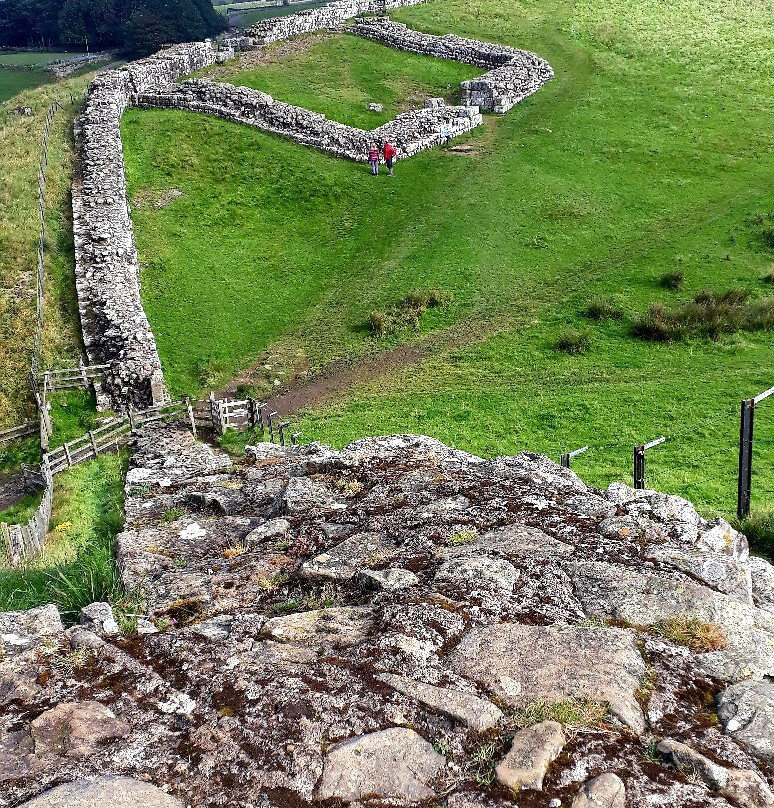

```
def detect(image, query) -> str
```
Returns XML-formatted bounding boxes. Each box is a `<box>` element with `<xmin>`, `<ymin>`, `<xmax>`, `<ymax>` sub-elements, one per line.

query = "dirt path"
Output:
<box><xmin>227</xmin><ymin>315</ymin><xmax>503</xmax><ymax>418</ymax></box>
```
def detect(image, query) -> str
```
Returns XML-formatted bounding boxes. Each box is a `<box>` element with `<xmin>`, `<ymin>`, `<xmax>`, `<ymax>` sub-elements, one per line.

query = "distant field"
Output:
<box><xmin>0</xmin><ymin>51</ymin><xmax>86</xmax><ymax>103</ymax></box>
<box><xmin>196</xmin><ymin>34</ymin><xmax>478</xmax><ymax>127</ymax></box>
<box><xmin>120</xmin><ymin>0</ymin><xmax>773</xmax><ymax>517</ymax></box>
<box><xmin>214</xmin><ymin>0</ymin><xmax>330</xmax><ymax>27</ymax></box>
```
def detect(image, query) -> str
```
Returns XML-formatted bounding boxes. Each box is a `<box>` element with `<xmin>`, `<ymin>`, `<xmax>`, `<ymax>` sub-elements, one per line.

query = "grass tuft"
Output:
<box><xmin>650</xmin><ymin>616</ymin><xmax>727</xmax><ymax>652</ymax></box>
<box><xmin>555</xmin><ymin>328</ymin><xmax>592</xmax><ymax>355</ymax></box>
<box><xmin>369</xmin><ymin>289</ymin><xmax>453</xmax><ymax>338</ymax></box>
<box><xmin>659</xmin><ymin>271</ymin><xmax>685</xmax><ymax>291</ymax></box>
<box><xmin>585</xmin><ymin>296</ymin><xmax>623</xmax><ymax>321</ymax></box>
<box><xmin>513</xmin><ymin>697</ymin><xmax>609</xmax><ymax>729</ymax></box>
<box><xmin>738</xmin><ymin>508</ymin><xmax>774</xmax><ymax>561</ymax></box>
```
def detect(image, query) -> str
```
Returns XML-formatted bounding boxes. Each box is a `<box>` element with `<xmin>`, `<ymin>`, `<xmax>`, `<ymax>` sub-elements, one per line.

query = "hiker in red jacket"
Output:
<box><xmin>368</xmin><ymin>142</ymin><xmax>380</xmax><ymax>175</ymax></box>
<box><xmin>383</xmin><ymin>141</ymin><xmax>397</xmax><ymax>176</ymax></box>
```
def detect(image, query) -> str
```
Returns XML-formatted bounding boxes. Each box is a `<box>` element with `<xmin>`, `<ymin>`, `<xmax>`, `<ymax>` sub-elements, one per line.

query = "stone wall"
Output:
<box><xmin>73</xmin><ymin>3</ymin><xmax>552</xmax><ymax>410</ymax></box>
<box><xmin>243</xmin><ymin>0</ymin><xmax>428</xmax><ymax>44</ymax></box>
<box><xmin>351</xmin><ymin>18</ymin><xmax>554</xmax><ymax>112</ymax></box>
<box><xmin>136</xmin><ymin>79</ymin><xmax>482</xmax><ymax>162</ymax></box>
<box><xmin>72</xmin><ymin>41</ymin><xmax>232</xmax><ymax>410</ymax></box>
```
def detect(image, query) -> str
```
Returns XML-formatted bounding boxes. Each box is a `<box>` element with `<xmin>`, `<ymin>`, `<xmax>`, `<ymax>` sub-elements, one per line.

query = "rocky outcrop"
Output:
<box><xmin>3</xmin><ymin>426</ymin><xmax>774</xmax><ymax>808</ymax></box>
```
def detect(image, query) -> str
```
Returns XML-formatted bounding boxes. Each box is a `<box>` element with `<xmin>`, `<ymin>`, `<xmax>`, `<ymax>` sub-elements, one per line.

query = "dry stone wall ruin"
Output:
<box><xmin>135</xmin><ymin>79</ymin><xmax>482</xmax><ymax>162</ymax></box>
<box><xmin>73</xmin><ymin>0</ymin><xmax>553</xmax><ymax>410</ymax></box>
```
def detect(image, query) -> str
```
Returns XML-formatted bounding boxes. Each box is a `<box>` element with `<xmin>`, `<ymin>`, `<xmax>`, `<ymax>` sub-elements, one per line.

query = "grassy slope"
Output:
<box><xmin>0</xmin><ymin>453</ymin><xmax>127</xmax><ymax>618</ymax></box>
<box><xmin>0</xmin><ymin>75</ymin><xmax>93</xmax><ymax>429</ymax></box>
<box><xmin>196</xmin><ymin>34</ymin><xmax>479</xmax><ymax>127</ymax></box>
<box><xmin>0</xmin><ymin>52</ymin><xmax>83</xmax><ymax>103</ymax></box>
<box><xmin>123</xmin><ymin>0</ymin><xmax>774</xmax><ymax>516</ymax></box>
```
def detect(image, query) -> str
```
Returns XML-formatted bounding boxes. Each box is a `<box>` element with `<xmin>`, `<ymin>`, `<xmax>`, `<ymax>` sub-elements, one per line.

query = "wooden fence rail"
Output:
<box><xmin>0</xmin><ymin>421</ymin><xmax>37</xmax><ymax>446</ymax></box>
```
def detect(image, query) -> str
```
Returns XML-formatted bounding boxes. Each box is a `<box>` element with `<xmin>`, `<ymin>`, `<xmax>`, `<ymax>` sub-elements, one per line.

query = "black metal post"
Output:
<box><xmin>737</xmin><ymin>398</ymin><xmax>754</xmax><ymax>520</ymax></box>
<box><xmin>633</xmin><ymin>445</ymin><xmax>645</xmax><ymax>489</ymax></box>
<box><xmin>560</xmin><ymin>453</ymin><xmax>570</xmax><ymax>468</ymax></box>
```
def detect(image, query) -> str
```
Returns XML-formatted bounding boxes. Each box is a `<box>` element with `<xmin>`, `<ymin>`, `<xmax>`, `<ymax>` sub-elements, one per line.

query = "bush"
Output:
<box><xmin>762</xmin><ymin>268</ymin><xmax>774</xmax><ymax>284</ymax></box>
<box><xmin>369</xmin><ymin>289</ymin><xmax>453</xmax><ymax>338</ymax></box>
<box><xmin>634</xmin><ymin>289</ymin><xmax>774</xmax><ymax>342</ymax></box>
<box><xmin>659</xmin><ymin>271</ymin><xmax>685</xmax><ymax>291</ymax></box>
<box><xmin>555</xmin><ymin>328</ymin><xmax>592</xmax><ymax>355</ymax></box>
<box><xmin>585</xmin><ymin>296</ymin><xmax>623</xmax><ymax>321</ymax></box>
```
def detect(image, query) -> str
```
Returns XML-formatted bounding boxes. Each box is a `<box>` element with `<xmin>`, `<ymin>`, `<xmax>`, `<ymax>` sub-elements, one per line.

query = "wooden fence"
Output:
<box><xmin>0</xmin><ymin>394</ymin><xmax>299</xmax><ymax>565</ymax></box>
<box><xmin>0</xmin><ymin>421</ymin><xmax>37</xmax><ymax>446</ymax></box>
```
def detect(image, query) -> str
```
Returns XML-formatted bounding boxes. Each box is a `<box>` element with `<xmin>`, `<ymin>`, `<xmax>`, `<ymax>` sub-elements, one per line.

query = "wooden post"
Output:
<box><xmin>63</xmin><ymin>442</ymin><xmax>73</xmax><ymax>468</ymax></box>
<box><xmin>79</xmin><ymin>355</ymin><xmax>89</xmax><ymax>387</ymax></box>
<box><xmin>88</xmin><ymin>430</ymin><xmax>98</xmax><ymax>458</ymax></box>
<box><xmin>185</xmin><ymin>397</ymin><xmax>197</xmax><ymax>438</ymax></box>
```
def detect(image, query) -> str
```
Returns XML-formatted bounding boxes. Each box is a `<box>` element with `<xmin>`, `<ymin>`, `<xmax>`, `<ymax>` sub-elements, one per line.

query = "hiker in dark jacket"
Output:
<box><xmin>383</xmin><ymin>141</ymin><xmax>397</xmax><ymax>175</ymax></box>
<box><xmin>368</xmin><ymin>142</ymin><xmax>380</xmax><ymax>175</ymax></box>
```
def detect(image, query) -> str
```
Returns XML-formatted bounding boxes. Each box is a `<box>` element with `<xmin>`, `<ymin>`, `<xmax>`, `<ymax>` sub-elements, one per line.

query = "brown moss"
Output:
<box><xmin>650</xmin><ymin>616</ymin><xmax>728</xmax><ymax>652</ymax></box>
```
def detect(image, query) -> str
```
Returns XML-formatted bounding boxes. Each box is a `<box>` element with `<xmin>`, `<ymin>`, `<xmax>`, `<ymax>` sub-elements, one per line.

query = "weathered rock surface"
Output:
<box><xmin>79</xmin><ymin>602</ymin><xmax>119</xmax><ymax>637</ymax></box>
<box><xmin>316</xmin><ymin>728</ymin><xmax>445</xmax><ymax>803</ymax></box>
<box><xmin>0</xmin><ymin>604</ymin><xmax>62</xmax><ymax>658</ymax></box>
<box><xmin>18</xmin><ymin>777</ymin><xmax>183</xmax><ymax>807</ymax></box>
<box><xmin>495</xmin><ymin>720</ymin><xmax>565</xmax><ymax>791</ymax></box>
<box><xmin>451</xmin><ymin>623</ymin><xmax>646</xmax><ymax>733</ymax></box>
<box><xmin>571</xmin><ymin>773</ymin><xmax>626</xmax><ymax>808</ymax></box>
<box><xmin>718</xmin><ymin>679</ymin><xmax>774</xmax><ymax>763</ymax></box>
<box><xmin>3</xmin><ymin>427</ymin><xmax>774</xmax><ymax>808</ymax></box>
<box><xmin>377</xmin><ymin>673</ymin><xmax>503</xmax><ymax>732</ymax></box>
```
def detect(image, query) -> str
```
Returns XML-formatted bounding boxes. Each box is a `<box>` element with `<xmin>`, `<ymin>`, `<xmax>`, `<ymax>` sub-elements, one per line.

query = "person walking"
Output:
<box><xmin>368</xmin><ymin>142</ymin><xmax>380</xmax><ymax>175</ymax></box>
<box><xmin>383</xmin><ymin>141</ymin><xmax>397</xmax><ymax>176</ymax></box>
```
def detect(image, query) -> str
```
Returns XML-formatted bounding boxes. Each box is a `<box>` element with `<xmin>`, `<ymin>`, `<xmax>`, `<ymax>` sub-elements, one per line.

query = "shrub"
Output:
<box><xmin>369</xmin><ymin>289</ymin><xmax>453</xmax><ymax>338</ymax></box>
<box><xmin>650</xmin><ymin>616</ymin><xmax>727</xmax><ymax>651</ymax></box>
<box><xmin>762</xmin><ymin>268</ymin><xmax>774</xmax><ymax>284</ymax></box>
<box><xmin>659</xmin><ymin>271</ymin><xmax>685</xmax><ymax>291</ymax></box>
<box><xmin>585</xmin><ymin>296</ymin><xmax>623</xmax><ymax>321</ymax></box>
<box><xmin>555</xmin><ymin>328</ymin><xmax>592</xmax><ymax>355</ymax></box>
<box><xmin>633</xmin><ymin>289</ymin><xmax>773</xmax><ymax>342</ymax></box>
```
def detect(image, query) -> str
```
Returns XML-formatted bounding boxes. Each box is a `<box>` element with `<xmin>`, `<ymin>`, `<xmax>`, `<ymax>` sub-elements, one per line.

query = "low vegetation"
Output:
<box><xmin>634</xmin><ymin>290</ymin><xmax>774</xmax><ymax>342</ymax></box>
<box><xmin>650</xmin><ymin>616</ymin><xmax>728</xmax><ymax>652</ymax></box>
<box><xmin>555</xmin><ymin>328</ymin><xmax>592</xmax><ymax>355</ymax></box>
<box><xmin>585</xmin><ymin>296</ymin><xmax>623</xmax><ymax>321</ymax></box>
<box><xmin>659</xmin><ymin>271</ymin><xmax>685</xmax><ymax>292</ymax></box>
<box><xmin>739</xmin><ymin>508</ymin><xmax>774</xmax><ymax>561</ymax></box>
<box><xmin>369</xmin><ymin>289</ymin><xmax>453</xmax><ymax>338</ymax></box>
<box><xmin>513</xmin><ymin>697</ymin><xmax>609</xmax><ymax>730</ymax></box>
<box><xmin>0</xmin><ymin>453</ymin><xmax>127</xmax><ymax>618</ymax></box>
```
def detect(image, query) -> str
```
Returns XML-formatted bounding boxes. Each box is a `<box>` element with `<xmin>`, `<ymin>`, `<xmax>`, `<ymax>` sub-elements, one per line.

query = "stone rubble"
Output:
<box><xmin>4</xmin><ymin>426</ymin><xmax>773</xmax><ymax>808</ymax></box>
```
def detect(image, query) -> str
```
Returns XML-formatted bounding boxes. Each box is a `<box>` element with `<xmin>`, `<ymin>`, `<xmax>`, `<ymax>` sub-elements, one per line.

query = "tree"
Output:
<box><xmin>58</xmin><ymin>0</ymin><xmax>120</xmax><ymax>48</ymax></box>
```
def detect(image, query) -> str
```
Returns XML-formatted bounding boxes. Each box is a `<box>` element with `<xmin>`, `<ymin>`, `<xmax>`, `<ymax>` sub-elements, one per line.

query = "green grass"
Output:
<box><xmin>196</xmin><ymin>33</ymin><xmax>479</xmax><ymax>128</ymax></box>
<box><xmin>0</xmin><ymin>52</ymin><xmax>78</xmax><ymax>66</ymax></box>
<box><xmin>0</xmin><ymin>453</ymin><xmax>127</xmax><ymax>619</ymax></box>
<box><xmin>121</xmin><ymin>0</ymin><xmax>773</xmax><ymax>518</ymax></box>
<box><xmin>0</xmin><ymin>490</ymin><xmax>43</xmax><ymax>525</ymax></box>
<box><xmin>231</xmin><ymin>1</ymin><xmax>330</xmax><ymax>27</ymax></box>
<box><xmin>0</xmin><ymin>75</ymin><xmax>94</xmax><ymax>428</ymax></box>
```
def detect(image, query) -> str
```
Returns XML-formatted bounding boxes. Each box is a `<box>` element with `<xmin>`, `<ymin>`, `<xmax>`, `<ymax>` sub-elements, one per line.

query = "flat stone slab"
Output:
<box><xmin>450</xmin><ymin>623</ymin><xmax>646</xmax><ymax>733</ymax></box>
<box><xmin>30</xmin><ymin>701</ymin><xmax>130</xmax><ymax>757</ymax></box>
<box><xmin>495</xmin><ymin>720</ymin><xmax>565</xmax><ymax>791</ymax></box>
<box><xmin>0</xmin><ymin>604</ymin><xmax>63</xmax><ymax>658</ymax></box>
<box><xmin>717</xmin><ymin>679</ymin><xmax>774</xmax><ymax>762</ymax></box>
<box><xmin>466</xmin><ymin>523</ymin><xmax>574</xmax><ymax>559</ymax></box>
<box><xmin>317</xmin><ymin>727</ymin><xmax>445</xmax><ymax>804</ymax></box>
<box><xmin>18</xmin><ymin>776</ymin><xmax>183</xmax><ymax>807</ymax></box>
<box><xmin>301</xmin><ymin>532</ymin><xmax>397</xmax><ymax>581</ymax></box>
<box><xmin>377</xmin><ymin>673</ymin><xmax>503</xmax><ymax>732</ymax></box>
<box><xmin>567</xmin><ymin>560</ymin><xmax>774</xmax><ymax>681</ymax></box>
<box><xmin>261</xmin><ymin>606</ymin><xmax>374</xmax><ymax>647</ymax></box>
<box><xmin>433</xmin><ymin>554</ymin><xmax>519</xmax><ymax>608</ymax></box>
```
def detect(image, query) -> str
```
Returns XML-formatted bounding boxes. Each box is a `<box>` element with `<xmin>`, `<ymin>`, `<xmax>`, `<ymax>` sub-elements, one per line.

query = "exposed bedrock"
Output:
<box><xmin>3</xmin><ymin>426</ymin><xmax>774</xmax><ymax>807</ymax></box>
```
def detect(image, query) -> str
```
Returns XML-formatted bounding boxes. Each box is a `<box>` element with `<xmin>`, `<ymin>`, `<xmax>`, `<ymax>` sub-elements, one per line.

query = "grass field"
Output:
<box><xmin>0</xmin><ymin>453</ymin><xmax>127</xmax><ymax>618</ymax></box>
<box><xmin>0</xmin><ymin>51</ymin><xmax>85</xmax><ymax>103</ymax></box>
<box><xmin>123</xmin><ymin>0</ymin><xmax>774</xmax><ymax>517</ymax></box>
<box><xmin>230</xmin><ymin>1</ymin><xmax>330</xmax><ymax>27</ymax></box>
<box><xmin>196</xmin><ymin>34</ymin><xmax>479</xmax><ymax>127</ymax></box>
